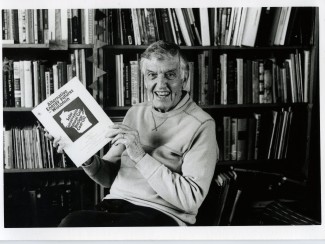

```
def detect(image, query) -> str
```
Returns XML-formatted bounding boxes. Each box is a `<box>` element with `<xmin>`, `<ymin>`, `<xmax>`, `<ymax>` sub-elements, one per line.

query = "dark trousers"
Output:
<box><xmin>58</xmin><ymin>199</ymin><xmax>178</xmax><ymax>227</ymax></box>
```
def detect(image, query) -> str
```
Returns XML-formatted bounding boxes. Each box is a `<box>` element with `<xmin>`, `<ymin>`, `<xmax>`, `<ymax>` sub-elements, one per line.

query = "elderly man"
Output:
<box><xmin>56</xmin><ymin>40</ymin><xmax>218</xmax><ymax>227</ymax></box>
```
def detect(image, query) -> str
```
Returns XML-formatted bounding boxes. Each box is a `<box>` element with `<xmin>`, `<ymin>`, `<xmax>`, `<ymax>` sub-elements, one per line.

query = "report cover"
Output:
<box><xmin>32</xmin><ymin>77</ymin><xmax>113</xmax><ymax>167</ymax></box>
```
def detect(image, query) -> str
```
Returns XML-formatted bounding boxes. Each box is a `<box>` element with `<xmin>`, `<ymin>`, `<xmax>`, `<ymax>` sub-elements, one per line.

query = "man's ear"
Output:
<box><xmin>182</xmin><ymin>69</ymin><xmax>189</xmax><ymax>90</ymax></box>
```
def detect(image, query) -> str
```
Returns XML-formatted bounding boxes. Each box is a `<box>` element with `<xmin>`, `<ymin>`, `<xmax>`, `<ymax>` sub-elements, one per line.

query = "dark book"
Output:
<box><xmin>71</xmin><ymin>9</ymin><xmax>81</xmax><ymax>44</ymax></box>
<box><xmin>255</xmin><ymin>7</ymin><xmax>277</xmax><ymax>46</ymax></box>
<box><xmin>121</xmin><ymin>9</ymin><xmax>134</xmax><ymax>45</ymax></box>
<box><xmin>227</xmin><ymin>59</ymin><xmax>237</xmax><ymax>104</ymax></box>
<box><xmin>160</xmin><ymin>9</ymin><xmax>174</xmax><ymax>43</ymax></box>
<box><xmin>39</xmin><ymin>63</ymin><xmax>47</xmax><ymax>102</ymax></box>
<box><xmin>223</xmin><ymin>116</ymin><xmax>231</xmax><ymax>161</ymax></box>
<box><xmin>208</xmin><ymin>8</ymin><xmax>216</xmax><ymax>45</ymax></box>
<box><xmin>67</xmin><ymin>9</ymin><xmax>73</xmax><ymax>44</ymax></box>
<box><xmin>12</xmin><ymin>10</ymin><xmax>19</xmax><ymax>43</ymax></box>
<box><xmin>124</xmin><ymin>64</ymin><xmax>131</xmax><ymax>106</ymax></box>
<box><xmin>155</xmin><ymin>9</ymin><xmax>165</xmax><ymax>41</ymax></box>
<box><xmin>145</xmin><ymin>9</ymin><xmax>157</xmax><ymax>44</ymax></box>
<box><xmin>237</xmin><ymin>118</ymin><xmax>248</xmax><ymax>160</ymax></box>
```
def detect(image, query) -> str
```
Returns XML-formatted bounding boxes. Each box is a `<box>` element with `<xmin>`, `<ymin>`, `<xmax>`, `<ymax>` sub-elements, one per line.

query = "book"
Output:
<box><xmin>241</xmin><ymin>7</ymin><xmax>262</xmax><ymax>47</ymax></box>
<box><xmin>32</xmin><ymin>77</ymin><xmax>114</xmax><ymax>167</ymax></box>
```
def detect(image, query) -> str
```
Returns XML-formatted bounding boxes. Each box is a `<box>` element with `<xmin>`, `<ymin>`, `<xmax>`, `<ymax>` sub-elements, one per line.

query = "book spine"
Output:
<box><xmin>258</xmin><ymin>61</ymin><xmax>265</xmax><ymax>103</ymax></box>
<box><xmin>223</xmin><ymin>116</ymin><xmax>231</xmax><ymax>161</ymax></box>
<box><xmin>237</xmin><ymin>118</ymin><xmax>248</xmax><ymax>160</ymax></box>
<box><xmin>130</xmin><ymin>60</ymin><xmax>140</xmax><ymax>105</ymax></box>
<box><xmin>13</xmin><ymin>62</ymin><xmax>21</xmax><ymax>107</ymax></box>
<box><xmin>32</xmin><ymin>60</ymin><xmax>40</xmax><ymax>106</ymax></box>
<box><xmin>23</xmin><ymin>60</ymin><xmax>33</xmax><ymax>107</ymax></box>
<box><xmin>253</xmin><ymin>113</ymin><xmax>261</xmax><ymax>160</ymax></box>
<box><xmin>231</xmin><ymin>117</ymin><xmax>238</xmax><ymax>160</ymax></box>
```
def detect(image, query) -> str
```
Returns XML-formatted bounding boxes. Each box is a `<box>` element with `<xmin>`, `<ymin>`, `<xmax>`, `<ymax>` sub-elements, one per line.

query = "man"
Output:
<box><xmin>54</xmin><ymin>40</ymin><xmax>218</xmax><ymax>227</ymax></box>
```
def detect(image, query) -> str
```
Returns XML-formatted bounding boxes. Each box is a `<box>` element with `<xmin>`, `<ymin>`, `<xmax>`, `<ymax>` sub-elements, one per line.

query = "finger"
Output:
<box><xmin>53</xmin><ymin>136</ymin><xmax>61</xmax><ymax>147</ymax></box>
<box><xmin>106</xmin><ymin>128</ymin><xmax>124</xmax><ymax>139</ymax></box>
<box><xmin>113</xmin><ymin>138</ymin><xmax>127</xmax><ymax>147</ymax></box>
<box><xmin>45</xmin><ymin>132</ymin><xmax>54</xmax><ymax>141</ymax></box>
<box><xmin>57</xmin><ymin>143</ymin><xmax>65</xmax><ymax>154</ymax></box>
<box><xmin>111</xmin><ymin>133</ymin><xmax>125</xmax><ymax>145</ymax></box>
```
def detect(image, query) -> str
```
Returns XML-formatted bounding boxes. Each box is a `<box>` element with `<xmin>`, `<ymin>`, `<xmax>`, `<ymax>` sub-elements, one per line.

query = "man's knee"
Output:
<box><xmin>58</xmin><ymin>210</ymin><xmax>89</xmax><ymax>227</ymax></box>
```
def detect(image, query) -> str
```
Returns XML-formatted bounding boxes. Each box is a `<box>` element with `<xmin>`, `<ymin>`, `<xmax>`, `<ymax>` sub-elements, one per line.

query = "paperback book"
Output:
<box><xmin>32</xmin><ymin>77</ymin><xmax>113</xmax><ymax>167</ymax></box>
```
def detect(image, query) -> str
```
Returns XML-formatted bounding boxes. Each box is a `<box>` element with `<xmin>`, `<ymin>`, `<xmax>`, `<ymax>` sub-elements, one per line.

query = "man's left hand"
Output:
<box><xmin>106</xmin><ymin>124</ymin><xmax>146</xmax><ymax>163</ymax></box>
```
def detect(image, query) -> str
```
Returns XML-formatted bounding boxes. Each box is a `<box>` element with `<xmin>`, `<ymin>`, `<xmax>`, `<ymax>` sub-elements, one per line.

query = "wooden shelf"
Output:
<box><xmin>2</xmin><ymin>44</ymin><xmax>93</xmax><ymax>49</ymax></box>
<box><xmin>101</xmin><ymin>45</ymin><xmax>311</xmax><ymax>50</ymax></box>
<box><xmin>3</xmin><ymin>103</ymin><xmax>309</xmax><ymax>113</ymax></box>
<box><xmin>3</xmin><ymin>167</ymin><xmax>82</xmax><ymax>173</ymax></box>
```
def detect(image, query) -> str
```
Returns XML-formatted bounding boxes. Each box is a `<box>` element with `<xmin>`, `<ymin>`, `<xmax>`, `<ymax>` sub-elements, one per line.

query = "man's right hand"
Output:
<box><xmin>44</xmin><ymin>129</ymin><xmax>66</xmax><ymax>154</ymax></box>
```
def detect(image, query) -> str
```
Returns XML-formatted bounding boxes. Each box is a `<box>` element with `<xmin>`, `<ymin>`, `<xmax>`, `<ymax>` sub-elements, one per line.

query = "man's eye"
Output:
<box><xmin>147</xmin><ymin>73</ymin><xmax>157</xmax><ymax>79</ymax></box>
<box><xmin>165</xmin><ymin>72</ymin><xmax>176</xmax><ymax>80</ymax></box>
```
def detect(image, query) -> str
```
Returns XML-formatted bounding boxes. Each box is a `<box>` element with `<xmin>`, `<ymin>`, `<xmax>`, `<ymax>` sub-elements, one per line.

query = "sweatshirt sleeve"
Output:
<box><xmin>135</xmin><ymin>119</ymin><xmax>219</xmax><ymax>214</ymax></box>
<box><xmin>82</xmin><ymin>144</ymin><xmax>124</xmax><ymax>188</ymax></box>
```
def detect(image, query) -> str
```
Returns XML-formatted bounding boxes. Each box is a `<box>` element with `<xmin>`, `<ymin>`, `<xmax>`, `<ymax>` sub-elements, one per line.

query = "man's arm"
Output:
<box><xmin>135</xmin><ymin>120</ymin><xmax>218</xmax><ymax>213</ymax></box>
<box><xmin>82</xmin><ymin>144</ymin><xmax>125</xmax><ymax>188</ymax></box>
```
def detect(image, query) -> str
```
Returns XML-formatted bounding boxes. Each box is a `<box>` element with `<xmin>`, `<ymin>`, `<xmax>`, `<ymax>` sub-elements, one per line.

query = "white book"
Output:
<box><xmin>130</xmin><ymin>60</ymin><xmax>140</xmax><ymax>105</ymax></box>
<box><xmin>241</xmin><ymin>7</ymin><xmax>262</xmax><ymax>47</ymax></box>
<box><xmin>131</xmin><ymin>9</ymin><xmax>141</xmax><ymax>45</ymax></box>
<box><xmin>34</xmin><ymin>9</ymin><xmax>38</xmax><ymax>44</ymax></box>
<box><xmin>84</xmin><ymin>9</ymin><xmax>89</xmax><ymax>44</ymax></box>
<box><xmin>23</xmin><ymin>60</ymin><xmax>33</xmax><ymax>107</ymax></box>
<box><xmin>61</xmin><ymin>9</ymin><xmax>68</xmax><ymax>41</ymax></box>
<box><xmin>200</xmin><ymin>8</ymin><xmax>210</xmax><ymax>46</ymax></box>
<box><xmin>33</xmin><ymin>61</ymin><xmax>40</xmax><ymax>106</ymax></box>
<box><xmin>120</xmin><ymin>54</ymin><xmax>124</xmax><ymax>107</ymax></box>
<box><xmin>168</xmin><ymin>9</ymin><xmax>177</xmax><ymax>44</ymax></box>
<box><xmin>220</xmin><ymin>54</ymin><xmax>227</xmax><ymax>105</ymax></box>
<box><xmin>53</xmin><ymin>64</ymin><xmax>59</xmax><ymax>92</ymax></box>
<box><xmin>236</xmin><ymin>58</ymin><xmax>244</xmax><ymax>104</ymax></box>
<box><xmin>279</xmin><ymin>7</ymin><xmax>292</xmax><ymax>45</ymax></box>
<box><xmin>19</xmin><ymin>61</ymin><xmax>25</xmax><ymax>107</ymax></box>
<box><xmin>274</xmin><ymin>8</ymin><xmax>287</xmax><ymax>46</ymax></box>
<box><xmin>80</xmin><ymin>49</ymin><xmax>86</xmax><ymax>87</ymax></box>
<box><xmin>226</xmin><ymin>7</ymin><xmax>237</xmax><ymax>46</ymax></box>
<box><xmin>232</xmin><ymin>8</ymin><xmax>242</xmax><ymax>46</ymax></box>
<box><xmin>303</xmin><ymin>50</ymin><xmax>311</xmax><ymax>103</ymax></box>
<box><xmin>175</xmin><ymin>8</ymin><xmax>192</xmax><ymax>46</ymax></box>
<box><xmin>236</xmin><ymin>7</ymin><xmax>247</xmax><ymax>46</ymax></box>
<box><xmin>13</xmin><ymin>61</ymin><xmax>22</xmax><ymax>107</ymax></box>
<box><xmin>18</xmin><ymin>9</ymin><xmax>27</xmax><ymax>43</ymax></box>
<box><xmin>32</xmin><ymin>77</ymin><xmax>114</xmax><ymax>167</ymax></box>
<box><xmin>48</xmin><ymin>9</ymin><xmax>56</xmax><ymax>41</ymax></box>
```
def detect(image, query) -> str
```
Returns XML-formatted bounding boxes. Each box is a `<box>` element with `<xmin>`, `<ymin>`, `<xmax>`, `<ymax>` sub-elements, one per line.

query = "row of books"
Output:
<box><xmin>2</xmin><ymin>9</ymin><xmax>95</xmax><ymax>44</ymax></box>
<box><xmin>3</xmin><ymin>125</ymin><xmax>68</xmax><ymax>170</ymax></box>
<box><xmin>95</xmin><ymin>7</ymin><xmax>315</xmax><ymax>47</ymax></box>
<box><xmin>220</xmin><ymin>108</ymin><xmax>292</xmax><ymax>161</ymax></box>
<box><xmin>2</xmin><ymin>7</ymin><xmax>315</xmax><ymax>47</ymax></box>
<box><xmin>109</xmin><ymin>49</ymin><xmax>311</xmax><ymax>107</ymax></box>
<box><xmin>199</xmin><ymin>50</ymin><xmax>311</xmax><ymax>106</ymax></box>
<box><xmin>2</xmin><ymin>49</ymin><xmax>87</xmax><ymax>108</ymax></box>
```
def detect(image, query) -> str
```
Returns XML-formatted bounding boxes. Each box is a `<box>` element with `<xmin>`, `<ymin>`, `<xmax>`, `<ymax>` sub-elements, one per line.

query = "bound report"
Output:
<box><xmin>32</xmin><ymin>77</ymin><xmax>113</xmax><ymax>167</ymax></box>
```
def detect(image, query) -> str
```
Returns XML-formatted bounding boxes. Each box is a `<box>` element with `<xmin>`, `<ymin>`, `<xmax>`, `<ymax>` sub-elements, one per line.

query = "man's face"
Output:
<box><xmin>143</xmin><ymin>56</ymin><xmax>185</xmax><ymax>112</ymax></box>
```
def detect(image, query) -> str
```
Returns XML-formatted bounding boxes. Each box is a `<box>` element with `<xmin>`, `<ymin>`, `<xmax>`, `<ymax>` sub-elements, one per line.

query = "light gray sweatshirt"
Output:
<box><xmin>82</xmin><ymin>94</ymin><xmax>218</xmax><ymax>225</ymax></box>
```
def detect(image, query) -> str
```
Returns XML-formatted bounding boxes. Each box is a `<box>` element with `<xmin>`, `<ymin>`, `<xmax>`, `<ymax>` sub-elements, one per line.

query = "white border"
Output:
<box><xmin>0</xmin><ymin>0</ymin><xmax>324</xmax><ymax>241</ymax></box>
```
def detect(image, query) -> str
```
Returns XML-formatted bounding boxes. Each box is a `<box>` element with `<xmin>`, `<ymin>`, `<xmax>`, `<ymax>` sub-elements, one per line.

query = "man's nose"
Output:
<box><xmin>156</xmin><ymin>74</ymin><xmax>167</xmax><ymax>88</ymax></box>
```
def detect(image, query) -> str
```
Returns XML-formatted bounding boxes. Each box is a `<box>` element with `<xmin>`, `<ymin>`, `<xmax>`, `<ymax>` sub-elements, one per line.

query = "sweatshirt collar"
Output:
<box><xmin>151</xmin><ymin>92</ymin><xmax>191</xmax><ymax>118</ymax></box>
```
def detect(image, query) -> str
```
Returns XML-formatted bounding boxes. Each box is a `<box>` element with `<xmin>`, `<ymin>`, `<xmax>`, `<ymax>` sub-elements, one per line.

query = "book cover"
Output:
<box><xmin>32</xmin><ymin>77</ymin><xmax>114</xmax><ymax>167</ymax></box>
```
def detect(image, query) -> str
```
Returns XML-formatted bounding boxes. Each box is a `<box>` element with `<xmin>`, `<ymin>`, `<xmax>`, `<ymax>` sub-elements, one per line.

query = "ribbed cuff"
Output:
<box><xmin>135</xmin><ymin>154</ymin><xmax>162</xmax><ymax>179</ymax></box>
<box><xmin>82</xmin><ymin>155</ymin><xmax>101</xmax><ymax>176</ymax></box>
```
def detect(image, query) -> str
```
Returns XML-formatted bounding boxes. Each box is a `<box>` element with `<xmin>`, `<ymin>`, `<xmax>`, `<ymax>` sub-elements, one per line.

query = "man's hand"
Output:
<box><xmin>44</xmin><ymin>129</ymin><xmax>66</xmax><ymax>154</ymax></box>
<box><xmin>106</xmin><ymin>124</ymin><xmax>146</xmax><ymax>163</ymax></box>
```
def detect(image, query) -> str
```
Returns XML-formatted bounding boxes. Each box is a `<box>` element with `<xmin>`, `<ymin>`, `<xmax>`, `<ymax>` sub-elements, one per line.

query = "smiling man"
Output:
<box><xmin>57</xmin><ymin>40</ymin><xmax>219</xmax><ymax>227</ymax></box>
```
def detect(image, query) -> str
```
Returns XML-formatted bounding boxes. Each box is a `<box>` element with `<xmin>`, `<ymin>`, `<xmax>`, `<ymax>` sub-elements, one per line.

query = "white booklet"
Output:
<box><xmin>32</xmin><ymin>77</ymin><xmax>113</xmax><ymax>167</ymax></box>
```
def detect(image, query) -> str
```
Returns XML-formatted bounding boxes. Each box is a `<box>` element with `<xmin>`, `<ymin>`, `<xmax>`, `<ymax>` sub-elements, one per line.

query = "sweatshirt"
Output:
<box><xmin>82</xmin><ymin>93</ymin><xmax>219</xmax><ymax>225</ymax></box>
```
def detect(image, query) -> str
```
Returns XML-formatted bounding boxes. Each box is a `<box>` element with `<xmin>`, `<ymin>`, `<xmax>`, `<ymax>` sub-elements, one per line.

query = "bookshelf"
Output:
<box><xmin>2</xmin><ymin>7</ymin><xmax>320</xmax><ymax>227</ymax></box>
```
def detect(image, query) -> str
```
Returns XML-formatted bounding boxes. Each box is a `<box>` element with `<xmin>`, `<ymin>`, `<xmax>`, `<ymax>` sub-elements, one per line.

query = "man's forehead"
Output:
<box><xmin>144</xmin><ymin>56</ymin><xmax>180</xmax><ymax>71</ymax></box>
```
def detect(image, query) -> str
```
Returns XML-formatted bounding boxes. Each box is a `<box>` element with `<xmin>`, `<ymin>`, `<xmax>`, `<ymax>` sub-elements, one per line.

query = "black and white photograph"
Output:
<box><xmin>1</xmin><ymin>0</ymin><xmax>324</xmax><ymax>241</ymax></box>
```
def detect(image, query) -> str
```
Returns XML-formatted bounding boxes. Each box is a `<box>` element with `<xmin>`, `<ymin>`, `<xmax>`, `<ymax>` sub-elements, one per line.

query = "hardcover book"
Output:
<box><xmin>32</xmin><ymin>77</ymin><xmax>113</xmax><ymax>167</ymax></box>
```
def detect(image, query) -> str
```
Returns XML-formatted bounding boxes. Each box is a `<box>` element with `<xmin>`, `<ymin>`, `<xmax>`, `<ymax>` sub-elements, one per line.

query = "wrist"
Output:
<box><xmin>82</xmin><ymin>155</ymin><xmax>95</xmax><ymax>166</ymax></box>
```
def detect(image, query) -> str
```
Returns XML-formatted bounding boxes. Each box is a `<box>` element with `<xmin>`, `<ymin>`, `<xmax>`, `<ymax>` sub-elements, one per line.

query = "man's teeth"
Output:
<box><xmin>155</xmin><ymin>91</ymin><xmax>170</xmax><ymax>96</ymax></box>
